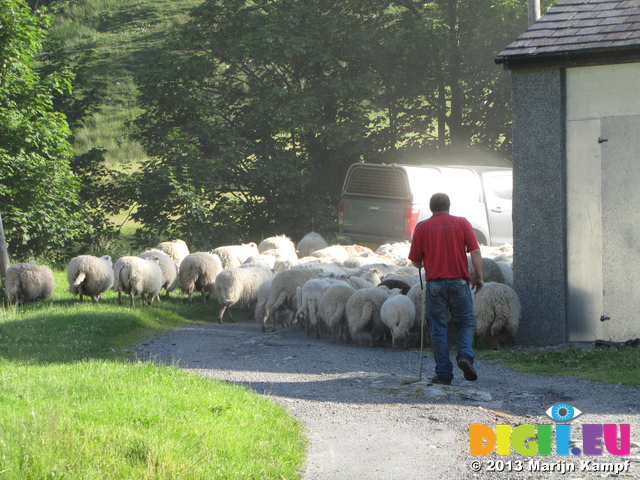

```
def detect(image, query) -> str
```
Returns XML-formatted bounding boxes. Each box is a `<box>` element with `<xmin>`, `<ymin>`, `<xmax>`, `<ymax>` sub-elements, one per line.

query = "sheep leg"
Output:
<box><xmin>118</xmin><ymin>290</ymin><xmax>123</xmax><ymax>305</ymax></box>
<box><xmin>491</xmin><ymin>334</ymin><xmax>499</xmax><ymax>350</ymax></box>
<box><xmin>129</xmin><ymin>291</ymin><xmax>135</xmax><ymax>307</ymax></box>
<box><xmin>218</xmin><ymin>305</ymin><xmax>227</xmax><ymax>324</ymax></box>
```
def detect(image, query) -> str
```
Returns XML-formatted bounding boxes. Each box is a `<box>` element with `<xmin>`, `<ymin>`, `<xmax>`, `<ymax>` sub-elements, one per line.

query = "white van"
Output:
<box><xmin>337</xmin><ymin>163</ymin><xmax>512</xmax><ymax>247</ymax></box>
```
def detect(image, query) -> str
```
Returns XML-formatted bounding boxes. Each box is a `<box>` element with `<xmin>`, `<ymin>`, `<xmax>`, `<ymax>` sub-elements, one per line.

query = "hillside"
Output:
<box><xmin>46</xmin><ymin>0</ymin><xmax>203</xmax><ymax>167</ymax></box>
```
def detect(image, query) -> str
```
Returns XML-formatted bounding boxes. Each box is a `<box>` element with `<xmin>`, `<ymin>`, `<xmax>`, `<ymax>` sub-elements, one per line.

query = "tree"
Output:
<box><xmin>132</xmin><ymin>0</ymin><xmax>529</xmax><ymax>246</ymax></box>
<box><xmin>0</xmin><ymin>0</ymin><xmax>84</xmax><ymax>260</ymax></box>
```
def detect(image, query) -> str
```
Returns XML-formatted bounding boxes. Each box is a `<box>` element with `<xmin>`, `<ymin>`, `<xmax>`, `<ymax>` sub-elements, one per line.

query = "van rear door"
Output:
<box><xmin>340</xmin><ymin>165</ymin><xmax>412</xmax><ymax>242</ymax></box>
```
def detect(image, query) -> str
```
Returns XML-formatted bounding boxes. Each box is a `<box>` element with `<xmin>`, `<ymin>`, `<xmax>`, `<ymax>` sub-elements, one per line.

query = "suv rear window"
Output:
<box><xmin>344</xmin><ymin>166</ymin><xmax>410</xmax><ymax>199</ymax></box>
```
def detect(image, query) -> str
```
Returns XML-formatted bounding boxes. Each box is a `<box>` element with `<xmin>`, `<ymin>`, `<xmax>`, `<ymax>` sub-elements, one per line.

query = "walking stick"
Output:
<box><xmin>419</xmin><ymin>266</ymin><xmax>425</xmax><ymax>380</ymax></box>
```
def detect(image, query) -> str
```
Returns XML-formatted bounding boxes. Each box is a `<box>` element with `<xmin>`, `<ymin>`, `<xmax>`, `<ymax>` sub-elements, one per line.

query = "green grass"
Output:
<box><xmin>0</xmin><ymin>269</ymin><xmax>307</xmax><ymax>479</ymax></box>
<box><xmin>478</xmin><ymin>345</ymin><xmax>640</xmax><ymax>386</ymax></box>
<box><xmin>45</xmin><ymin>0</ymin><xmax>205</xmax><ymax>167</ymax></box>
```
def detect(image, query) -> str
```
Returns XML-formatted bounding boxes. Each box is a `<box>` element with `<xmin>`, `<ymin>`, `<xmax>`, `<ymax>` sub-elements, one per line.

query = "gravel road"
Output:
<box><xmin>134</xmin><ymin>320</ymin><xmax>640</xmax><ymax>480</ymax></box>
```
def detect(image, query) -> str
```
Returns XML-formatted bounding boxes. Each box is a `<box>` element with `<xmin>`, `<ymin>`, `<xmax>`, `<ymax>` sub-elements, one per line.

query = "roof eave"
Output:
<box><xmin>495</xmin><ymin>45</ymin><xmax>640</xmax><ymax>70</ymax></box>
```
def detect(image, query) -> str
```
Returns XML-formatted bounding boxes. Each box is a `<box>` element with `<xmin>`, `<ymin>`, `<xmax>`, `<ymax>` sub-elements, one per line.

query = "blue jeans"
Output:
<box><xmin>426</xmin><ymin>278</ymin><xmax>475</xmax><ymax>380</ymax></box>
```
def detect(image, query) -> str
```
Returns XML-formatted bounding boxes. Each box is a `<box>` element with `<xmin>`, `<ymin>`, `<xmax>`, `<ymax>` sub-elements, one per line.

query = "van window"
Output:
<box><xmin>484</xmin><ymin>173</ymin><xmax>513</xmax><ymax>202</ymax></box>
<box><xmin>345</xmin><ymin>167</ymin><xmax>410</xmax><ymax>199</ymax></box>
<box><xmin>406</xmin><ymin>167</ymin><xmax>443</xmax><ymax>204</ymax></box>
<box><xmin>443</xmin><ymin>169</ymin><xmax>482</xmax><ymax>204</ymax></box>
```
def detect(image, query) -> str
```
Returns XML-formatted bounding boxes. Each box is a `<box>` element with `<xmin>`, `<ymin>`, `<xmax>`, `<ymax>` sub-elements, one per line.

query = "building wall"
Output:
<box><xmin>511</xmin><ymin>68</ymin><xmax>567</xmax><ymax>345</ymax></box>
<box><xmin>566</xmin><ymin>63</ymin><xmax>640</xmax><ymax>341</ymax></box>
<box><xmin>511</xmin><ymin>63</ymin><xmax>640</xmax><ymax>345</ymax></box>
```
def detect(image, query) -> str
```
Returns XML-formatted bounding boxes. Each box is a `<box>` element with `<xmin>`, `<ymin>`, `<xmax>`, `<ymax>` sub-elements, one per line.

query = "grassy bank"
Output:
<box><xmin>478</xmin><ymin>345</ymin><xmax>640</xmax><ymax>387</ymax></box>
<box><xmin>0</xmin><ymin>270</ymin><xmax>307</xmax><ymax>479</ymax></box>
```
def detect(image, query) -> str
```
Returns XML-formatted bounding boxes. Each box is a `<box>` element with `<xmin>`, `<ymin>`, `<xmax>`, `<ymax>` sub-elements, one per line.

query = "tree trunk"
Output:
<box><xmin>446</xmin><ymin>0</ymin><xmax>464</xmax><ymax>148</ymax></box>
<box><xmin>0</xmin><ymin>212</ymin><xmax>9</xmax><ymax>294</ymax></box>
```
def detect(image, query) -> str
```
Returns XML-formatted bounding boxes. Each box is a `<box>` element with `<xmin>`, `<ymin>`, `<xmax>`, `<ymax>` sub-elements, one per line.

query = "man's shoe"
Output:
<box><xmin>429</xmin><ymin>376</ymin><xmax>452</xmax><ymax>386</ymax></box>
<box><xmin>457</xmin><ymin>357</ymin><xmax>478</xmax><ymax>381</ymax></box>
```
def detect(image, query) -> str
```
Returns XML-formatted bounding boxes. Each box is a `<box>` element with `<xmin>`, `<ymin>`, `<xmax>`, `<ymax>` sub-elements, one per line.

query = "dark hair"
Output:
<box><xmin>429</xmin><ymin>193</ymin><xmax>450</xmax><ymax>212</ymax></box>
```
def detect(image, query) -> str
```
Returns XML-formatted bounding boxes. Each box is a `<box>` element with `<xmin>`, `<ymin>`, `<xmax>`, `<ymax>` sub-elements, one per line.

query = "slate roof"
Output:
<box><xmin>495</xmin><ymin>0</ymin><xmax>640</xmax><ymax>69</ymax></box>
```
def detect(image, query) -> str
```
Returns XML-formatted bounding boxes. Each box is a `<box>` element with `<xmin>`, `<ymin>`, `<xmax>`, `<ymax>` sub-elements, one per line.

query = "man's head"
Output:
<box><xmin>429</xmin><ymin>193</ymin><xmax>450</xmax><ymax>213</ymax></box>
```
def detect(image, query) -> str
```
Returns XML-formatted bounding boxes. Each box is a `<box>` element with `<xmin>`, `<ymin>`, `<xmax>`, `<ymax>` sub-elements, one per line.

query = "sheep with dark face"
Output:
<box><xmin>67</xmin><ymin>255</ymin><xmax>113</xmax><ymax>302</ymax></box>
<box><xmin>113</xmin><ymin>256</ymin><xmax>163</xmax><ymax>307</ymax></box>
<box><xmin>5</xmin><ymin>262</ymin><xmax>55</xmax><ymax>304</ymax></box>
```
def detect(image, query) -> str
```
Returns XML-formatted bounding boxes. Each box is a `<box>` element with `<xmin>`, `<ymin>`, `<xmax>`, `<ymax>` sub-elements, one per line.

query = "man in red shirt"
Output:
<box><xmin>408</xmin><ymin>193</ymin><xmax>484</xmax><ymax>385</ymax></box>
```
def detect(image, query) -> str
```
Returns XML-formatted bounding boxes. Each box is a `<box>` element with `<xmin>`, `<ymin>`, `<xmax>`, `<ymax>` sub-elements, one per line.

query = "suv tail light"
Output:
<box><xmin>404</xmin><ymin>207</ymin><xmax>419</xmax><ymax>235</ymax></box>
<box><xmin>338</xmin><ymin>201</ymin><xmax>344</xmax><ymax>227</ymax></box>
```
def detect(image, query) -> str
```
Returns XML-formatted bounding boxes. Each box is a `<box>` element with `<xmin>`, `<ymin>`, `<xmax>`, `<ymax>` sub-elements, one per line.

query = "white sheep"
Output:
<box><xmin>245</xmin><ymin>248</ymin><xmax>299</xmax><ymax>269</ymax></box>
<box><xmin>155</xmin><ymin>239</ymin><xmax>190</xmax><ymax>266</ymax></box>
<box><xmin>319</xmin><ymin>282</ymin><xmax>356</xmax><ymax>343</ymax></box>
<box><xmin>407</xmin><ymin>283</ymin><xmax>429</xmax><ymax>345</ymax></box>
<box><xmin>5</xmin><ymin>262</ymin><xmax>55</xmax><ymax>304</ymax></box>
<box><xmin>258</xmin><ymin>235</ymin><xmax>296</xmax><ymax>254</ymax></box>
<box><xmin>380</xmin><ymin>294</ymin><xmax>416</xmax><ymax>349</ymax></box>
<box><xmin>178</xmin><ymin>252</ymin><xmax>223</xmax><ymax>303</ymax></box>
<box><xmin>496</xmin><ymin>261</ymin><xmax>513</xmax><ymax>287</ymax></box>
<box><xmin>297</xmin><ymin>278</ymin><xmax>339</xmax><ymax>338</ymax></box>
<box><xmin>468</xmin><ymin>256</ymin><xmax>506</xmax><ymax>284</ymax></box>
<box><xmin>263</xmin><ymin>268</ymin><xmax>320</xmax><ymax>331</ymax></box>
<box><xmin>214</xmin><ymin>264</ymin><xmax>274</xmax><ymax>323</ymax></box>
<box><xmin>309</xmin><ymin>245</ymin><xmax>351</xmax><ymax>261</ymax></box>
<box><xmin>253</xmin><ymin>278</ymin><xmax>272</xmax><ymax>325</ymax></box>
<box><xmin>345</xmin><ymin>286</ymin><xmax>399</xmax><ymax>347</ymax></box>
<box><xmin>342</xmin><ymin>255</ymin><xmax>384</xmax><ymax>268</ymax></box>
<box><xmin>382</xmin><ymin>274</ymin><xmax>420</xmax><ymax>287</ymax></box>
<box><xmin>358</xmin><ymin>267</ymin><xmax>385</xmax><ymax>286</ymax></box>
<box><xmin>295</xmin><ymin>261</ymin><xmax>346</xmax><ymax>278</ymax></box>
<box><xmin>473</xmin><ymin>282</ymin><xmax>521</xmax><ymax>350</ymax></box>
<box><xmin>211</xmin><ymin>243</ymin><xmax>259</xmax><ymax>269</ymax></box>
<box><xmin>66</xmin><ymin>255</ymin><xmax>114</xmax><ymax>302</ymax></box>
<box><xmin>138</xmin><ymin>249</ymin><xmax>178</xmax><ymax>298</ymax></box>
<box><xmin>296</xmin><ymin>232</ymin><xmax>328</xmax><ymax>258</ymax></box>
<box><xmin>113</xmin><ymin>256</ymin><xmax>163</xmax><ymax>307</ymax></box>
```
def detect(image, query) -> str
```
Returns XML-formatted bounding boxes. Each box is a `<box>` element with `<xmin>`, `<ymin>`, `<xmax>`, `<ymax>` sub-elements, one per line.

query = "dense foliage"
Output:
<box><xmin>131</xmin><ymin>0</ymin><xmax>530</xmax><ymax>247</ymax></box>
<box><xmin>0</xmin><ymin>0</ymin><xmax>84</xmax><ymax>260</ymax></box>
<box><xmin>2</xmin><ymin>0</ymin><xmax>548</xmax><ymax>256</ymax></box>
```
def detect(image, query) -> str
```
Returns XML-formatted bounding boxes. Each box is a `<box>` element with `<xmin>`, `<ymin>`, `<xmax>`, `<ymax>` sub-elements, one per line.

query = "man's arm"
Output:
<box><xmin>469</xmin><ymin>248</ymin><xmax>484</xmax><ymax>293</ymax></box>
<box><xmin>411</xmin><ymin>260</ymin><xmax>423</xmax><ymax>269</ymax></box>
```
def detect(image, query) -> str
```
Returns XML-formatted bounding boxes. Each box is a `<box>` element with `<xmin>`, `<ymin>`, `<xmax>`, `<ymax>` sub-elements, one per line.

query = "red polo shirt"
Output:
<box><xmin>408</xmin><ymin>212</ymin><xmax>479</xmax><ymax>282</ymax></box>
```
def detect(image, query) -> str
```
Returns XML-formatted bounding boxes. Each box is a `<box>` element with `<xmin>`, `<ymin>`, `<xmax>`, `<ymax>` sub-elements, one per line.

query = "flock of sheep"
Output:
<box><xmin>3</xmin><ymin>232</ymin><xmax>521</xmax><ymax>349</ymax></box>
